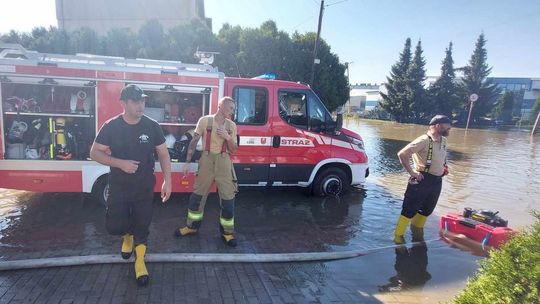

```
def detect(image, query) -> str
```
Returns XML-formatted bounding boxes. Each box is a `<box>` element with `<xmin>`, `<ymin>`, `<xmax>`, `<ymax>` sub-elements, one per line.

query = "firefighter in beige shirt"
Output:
<box><xmin>174</xmin><ymin>97</ymin><xmax>239</xmax><ymax>247</ymax></box>
<box><xmin>394</xmin><ymin>115</ymin><xmax>451</xmax><ymax>244</ymax></box>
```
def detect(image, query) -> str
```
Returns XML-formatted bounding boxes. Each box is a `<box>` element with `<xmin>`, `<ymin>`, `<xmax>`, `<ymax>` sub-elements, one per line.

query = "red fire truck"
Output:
<box><xmin>0</xmin><ymin>44</ymin><xmax>368</xmax><ymax>204</ymax></box>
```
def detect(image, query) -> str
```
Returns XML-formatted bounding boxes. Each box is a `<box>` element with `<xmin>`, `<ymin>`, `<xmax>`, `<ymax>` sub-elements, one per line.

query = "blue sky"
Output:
<box><xmin>1</xmin><ymin>0</ymin><xmax>539</xmax><ymax>84</ymax></box>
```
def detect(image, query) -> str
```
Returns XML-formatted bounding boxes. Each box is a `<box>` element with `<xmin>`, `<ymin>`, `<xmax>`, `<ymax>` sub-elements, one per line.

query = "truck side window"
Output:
<box><xmin>233</xmin><ymin>87</ymin><xmax>267</xmax><ymax>125</ymax></box>
<box><xmin>279</xmin><ymin>91</ymin><xmax>308</xmax><ymax>129</ymax></box>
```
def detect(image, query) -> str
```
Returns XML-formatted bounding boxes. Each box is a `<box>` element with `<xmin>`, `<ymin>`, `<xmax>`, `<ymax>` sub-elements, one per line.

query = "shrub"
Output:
<box><xmin>453</xmin><ymin>212</ymin><xmax>540</xmax><ymax>304</ymax></box>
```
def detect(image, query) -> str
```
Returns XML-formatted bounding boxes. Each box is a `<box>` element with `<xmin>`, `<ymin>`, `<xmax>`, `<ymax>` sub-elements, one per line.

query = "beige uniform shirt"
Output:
<box><xmin>406</xmin><ymin>133</ymin><xmax>448</xmax><ymax>176</ymax></box>
<box><xmin>195</xmin><ymin>115</ymin><xmax>237</xmax><ymax>154</ymax></box>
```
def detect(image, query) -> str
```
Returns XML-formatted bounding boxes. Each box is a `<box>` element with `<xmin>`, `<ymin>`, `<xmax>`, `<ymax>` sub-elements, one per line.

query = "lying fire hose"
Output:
<box><xmin>0</xmin><ymin>239</ymin><xmax>439</xmax><ymax>271</ymax></box>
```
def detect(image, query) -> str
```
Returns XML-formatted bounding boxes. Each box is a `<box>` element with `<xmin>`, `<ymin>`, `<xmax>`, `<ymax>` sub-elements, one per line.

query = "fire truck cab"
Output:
<box><xmin>226</xmin><ymin>76</ymin><xmax>369</xmax><ymax>196</ymax></box>
<box><xmin>0</xmin><ymin>44</ymin><xmax>368</xmax><ymax>203</ymax></box>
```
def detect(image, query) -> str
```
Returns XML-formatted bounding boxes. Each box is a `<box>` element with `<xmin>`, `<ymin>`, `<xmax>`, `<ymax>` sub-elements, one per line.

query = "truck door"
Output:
<box><xmin>269</xmin><ymin>89</ymin><xmax>332</xmax><ymax>185</ymax></box>
<box><xmin>231</xmin><ymin>85</ymin><xmax>272</xmax><ymax>185</ymax></box>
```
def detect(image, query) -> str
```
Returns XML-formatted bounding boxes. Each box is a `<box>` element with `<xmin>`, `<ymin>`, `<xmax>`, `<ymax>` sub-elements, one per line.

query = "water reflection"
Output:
<box><xmin>378</xmin><ymin>231</ymin><xmax>431</xmax><ymax>293</ymax></box>
<box><xmin>235</xmin><ymin>188</ymin><xmax>367</xmax><ymax>252</ymax></box>
<box><xmin>0</xmin><ymin>190</ymin><xmax>111</xmax><ymax>259</ymax></box>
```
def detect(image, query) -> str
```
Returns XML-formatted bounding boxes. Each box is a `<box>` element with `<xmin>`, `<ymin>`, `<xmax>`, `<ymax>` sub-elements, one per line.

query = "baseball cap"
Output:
<box><xmin>120</xmin><ymin>84</ymin><xmax>148</xmax><ymax>101</ymax></box>
<box><xmin>429</xmin><ymin>115</ymin><xmax>451</xmax><ymax>125</ymax></box>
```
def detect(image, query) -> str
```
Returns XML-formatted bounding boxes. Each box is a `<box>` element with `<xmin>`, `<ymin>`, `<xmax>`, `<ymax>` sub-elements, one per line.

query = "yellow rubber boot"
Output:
<box><xmin>394</xmin><ymin>215</ymin><xmax>410</xmax><ymax>244</ymax></box>
<box><xmin>411</xmin><ymin>213</ymin><xmax>428</xmax><ymax>228</ymax></box>
<box><xmin>174</xmin><ymin>226</ymin><xmax>198</xmax><ymax>237</ymax></box>
<box><xmin>410</xmin><ymin>213</ymin><xmax>427</xmax><ymax>242</ymax></box>
<box><xmin>134</xmin><ymin>244</ymin><xmax>149</xmax><ymax>286</ymax></box>
<box><xmin>121</xmin><ymin>234</ymin><xmax>134</xmax><ymax>260</ymax></box>
<box><xmin>222</xmin><ymin>234</ymin><xmax>237</xmax><ymax>247</ymax></box>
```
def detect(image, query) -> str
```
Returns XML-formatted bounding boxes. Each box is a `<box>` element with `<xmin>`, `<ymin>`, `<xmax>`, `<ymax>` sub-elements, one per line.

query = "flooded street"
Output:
<box><xmin>0</xmin><ymin>119</ymin><xmax>537</xmax><ymax>303</ymax></box>
<box><xmin>347</xmin><ymin>119</ymin><xmax>540</xmax><ymax>229</ymax></box>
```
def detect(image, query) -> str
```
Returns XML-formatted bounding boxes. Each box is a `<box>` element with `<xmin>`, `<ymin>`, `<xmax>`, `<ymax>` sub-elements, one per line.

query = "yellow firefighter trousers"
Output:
<box><xmin>186</xmin><ymin>152</ymin><xmax>238</xmax><ymax>234</ymax></box>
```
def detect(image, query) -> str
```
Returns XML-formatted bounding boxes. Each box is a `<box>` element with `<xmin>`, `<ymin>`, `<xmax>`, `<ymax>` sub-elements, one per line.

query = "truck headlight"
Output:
<box><xmin>347</xmin><ymin>136</ymin><xmax>364</xmax><ymax>150</ymax></box>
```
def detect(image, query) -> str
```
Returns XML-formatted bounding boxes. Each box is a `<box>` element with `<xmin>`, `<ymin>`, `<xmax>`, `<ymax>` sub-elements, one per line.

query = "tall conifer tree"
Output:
<box><xmin>461</xmin><ymin>34</ymin><xmax>500</xmax><ymax>123</ymax></box>
<box><xmin>429</xmin><ymin>42</ymin><xmax>461</xmax><ymax>118</ymax></box>
<box><xmin>380</xmin><ymin>38</ymin><xmax>412</xmax><ymax>122</ymax></box>
<box><xmin>408</xmin><ymin>40</ymin><xmax>427</xmax><ymax>121</ymax></box>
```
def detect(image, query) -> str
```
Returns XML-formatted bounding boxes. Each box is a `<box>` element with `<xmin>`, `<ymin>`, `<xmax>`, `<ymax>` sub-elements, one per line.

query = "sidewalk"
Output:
<box><xmin>0</xmin><ymin>189</ymin><xmax>481</xmax><ymax>303</ymax></box>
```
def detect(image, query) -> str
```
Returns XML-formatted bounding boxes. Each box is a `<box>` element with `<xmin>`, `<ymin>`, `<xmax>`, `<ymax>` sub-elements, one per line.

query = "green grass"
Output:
<box><xmin>453</xmin><ymin>212</ymin><xmax>540</xmax><ymax>304</ymax></box>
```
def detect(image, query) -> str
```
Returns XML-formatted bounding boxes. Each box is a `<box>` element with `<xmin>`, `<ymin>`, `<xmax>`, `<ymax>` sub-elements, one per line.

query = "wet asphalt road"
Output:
<box><xmin>0</xmin><ymin>186</ymin><xmax>481</xmax><ymax>303</ymax></box>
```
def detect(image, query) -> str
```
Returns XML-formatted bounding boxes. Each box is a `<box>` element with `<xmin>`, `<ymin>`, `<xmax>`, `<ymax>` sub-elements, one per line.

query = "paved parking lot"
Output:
<box><xmin>0</xmin><ymin>189</ymin><xmax>480</xmax><ymax>303</ymax></box>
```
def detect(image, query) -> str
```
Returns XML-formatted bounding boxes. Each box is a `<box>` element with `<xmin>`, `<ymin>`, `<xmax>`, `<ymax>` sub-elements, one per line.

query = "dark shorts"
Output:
<box><xmin>105</xmin><ymin>176</ymin><xmax>155</xmax><ymax>245</ymax></box>
<box><xmin>401</xmin><ymin>173</ymin><xmax>442</xmax><ymax>218</ymax></box>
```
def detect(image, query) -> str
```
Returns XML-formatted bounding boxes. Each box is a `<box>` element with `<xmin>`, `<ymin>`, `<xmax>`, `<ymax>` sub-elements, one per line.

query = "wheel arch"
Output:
<box><xmin>304</xmin><ymin>159</ymin><xmax>352</xmax><ymax>187</ymax></box>
<box><xmin>82</xmin><ymin>164</ymin><xmax>110</xmax><ymax>193</ymax></box>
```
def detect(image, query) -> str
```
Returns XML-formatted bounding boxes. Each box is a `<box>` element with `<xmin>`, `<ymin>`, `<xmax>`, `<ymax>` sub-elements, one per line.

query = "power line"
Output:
<box><xmin>325</xmin><ymin>0</ymin><xmax>348</xmax><ymax>7</ymax></box>
<box><xmin>292</xmin><ymin>14</ymin><xmax>317</xmax><ymax>31</ymax></box>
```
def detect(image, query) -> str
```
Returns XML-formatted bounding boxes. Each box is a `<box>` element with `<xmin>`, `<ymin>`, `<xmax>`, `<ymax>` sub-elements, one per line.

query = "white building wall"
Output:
<box><xmin>56</xmin><ymin>0</ymin><xmax>209</xmax><ymax>34</ymax></box>
<box><xmin>350</xmin><ymin>84</ymin><xmax>385</xmax><ymax>112</ymax></box>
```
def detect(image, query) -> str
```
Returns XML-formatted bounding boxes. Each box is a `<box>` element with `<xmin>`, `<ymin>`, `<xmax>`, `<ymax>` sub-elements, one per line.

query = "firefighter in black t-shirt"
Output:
<box><xmin>90</xmin><ymin>84</ymin><xmax>172</xmax><ymax>287</ymax></box>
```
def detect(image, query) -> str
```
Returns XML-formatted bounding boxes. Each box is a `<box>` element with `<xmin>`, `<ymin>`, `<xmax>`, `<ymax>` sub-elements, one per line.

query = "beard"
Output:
<box><xmin>440</xmin><ymin>129</ymin><xmax>450</xmax><ymax>137</ymax></box>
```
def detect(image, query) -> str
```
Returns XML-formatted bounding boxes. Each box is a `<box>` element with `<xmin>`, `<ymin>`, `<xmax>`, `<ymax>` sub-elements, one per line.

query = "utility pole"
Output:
<box><xmin>344</xmin><ymin>62</ymin><xmax>352</xmax><ymax>114</ymax></box>
<box><xmin>309</xmin><ymin>0</ymin><xmax>325</xmax><ymax>87</ymax></box>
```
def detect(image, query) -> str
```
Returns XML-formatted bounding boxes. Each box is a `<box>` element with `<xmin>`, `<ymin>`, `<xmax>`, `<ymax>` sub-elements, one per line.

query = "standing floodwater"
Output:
<box><xmin>0</xmin><ymin>118</ymin><xmax>538</xmax><ymax>303</ymax></box>
<box><xmin>348</xmin><ymin>118</ymin><xmax>539</xmax><ymax>229</ymax></box>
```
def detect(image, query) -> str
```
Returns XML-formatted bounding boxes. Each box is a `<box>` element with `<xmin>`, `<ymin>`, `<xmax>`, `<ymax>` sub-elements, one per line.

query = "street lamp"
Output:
<box><xmin>466</xmin><ymin>93</ymin><xmax>478</xmax><ymax>131</ymax></box>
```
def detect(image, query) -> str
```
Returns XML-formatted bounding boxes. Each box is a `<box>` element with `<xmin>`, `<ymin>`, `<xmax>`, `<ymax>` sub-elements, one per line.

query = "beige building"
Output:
<box><xmin>56</xmin><ymin>0</ymin><xmax>210</xmax><ymax>34</ymax></box>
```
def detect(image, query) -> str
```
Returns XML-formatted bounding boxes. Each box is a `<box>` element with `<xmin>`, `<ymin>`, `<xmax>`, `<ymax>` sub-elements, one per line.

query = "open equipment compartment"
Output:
<box><xmin>139</xmin><ymin>83</ymin><xmax>211</xmax><ymax>162</ymax></box>
<box><xmin>1</xmin><ymin>76</ymin><xmax>96</xmax><ymax>161</ymax></box>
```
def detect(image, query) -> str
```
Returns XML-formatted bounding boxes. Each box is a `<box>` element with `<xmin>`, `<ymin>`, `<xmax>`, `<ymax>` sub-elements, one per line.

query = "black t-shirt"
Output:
<box><xmin>95</xmin><ymin>115</ymin><xmax>165</xmax><ymax>185</ymax></box>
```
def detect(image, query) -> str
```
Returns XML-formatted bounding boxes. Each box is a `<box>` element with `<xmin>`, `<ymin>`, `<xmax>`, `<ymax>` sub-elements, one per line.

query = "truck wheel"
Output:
<box><xmin>312</xmin><ymin>167</ymin><xmax>348</xmax><ymax>197</ymax></box>
<box><xmin>92</xmin><ymin>175</ymin><xmax>109</xmax><ymax>207</ymax></box>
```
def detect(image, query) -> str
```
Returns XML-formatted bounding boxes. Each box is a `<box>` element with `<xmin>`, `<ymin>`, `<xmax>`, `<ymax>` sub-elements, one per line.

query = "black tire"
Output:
<box><xmin>92</xmin><ymin>175</ymin><xmax>109</xmax><ymax>207</ymax></box>
<box><xmin>312</xmin><ymin>167</ymin><xmax>348</xmax><ymax>197</ymax></box>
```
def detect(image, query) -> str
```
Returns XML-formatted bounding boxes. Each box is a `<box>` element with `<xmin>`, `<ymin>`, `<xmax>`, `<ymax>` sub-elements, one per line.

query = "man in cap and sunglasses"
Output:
<box><xmin>90</xmin><ymin>84</ymin><xmax>172</xmax><ymax>286</ymax></box>
<box><xmin>393</xmin><ymin>115</ymin><xmax>451</xmax><ymax>244</ymax></box>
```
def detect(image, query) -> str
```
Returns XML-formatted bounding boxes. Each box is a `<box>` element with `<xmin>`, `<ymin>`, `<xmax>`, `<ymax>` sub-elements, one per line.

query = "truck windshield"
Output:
<box><xmin>308</xmin><ymin>90</ymin><xmax>335</xmax><ymax>125</ymax></box>
<box><xmin>278</xmin><ymin>89</ymin><xmax>335</xmax><ymax>132</ymax></box>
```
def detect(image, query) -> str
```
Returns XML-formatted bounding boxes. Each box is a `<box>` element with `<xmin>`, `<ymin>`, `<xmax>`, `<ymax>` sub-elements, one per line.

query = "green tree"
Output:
<box><xmin>460</xmin><ymin>33</ymin><xmax>500</xmax><ymax>123</ymax></box>
<box><xmin>0</xmin><ymin>30</ymin><xmax>32</xmax><ymax>46</ymax></box>
<box><xmin>214</xmin><ymin>21</ymin><xmax>348</xmax><ymax>111</ymax></box>
<box><xmin>428</xmin><ymin>42</ymin><xmax>461</xmax><ymax>118</ymax></box>
<box><xmin>102</xmin><ymin>28</ymin><xmax>139</xmax><ymax>58</ymax></box>
<box><xmin>137</xmin><ymin>19</ymin><xmax>167</xmax><ymax>59</ymax></box>
<box><xmin>408</xmin><ymin>40</ymin><xmax>428</xmax><ymax>121</ymax></box>
<box><xmin>492</xmin><ymin>91</ymin><xmax>514</xmax><ymax>124</ymax></box>
<box><xmin>27</xmin><ymin>26</ymin><xmax>70</xmax><ymax>54</ymax></box>
<box><xmin>167</xmin><ymin>19</ymin><xmax>219</xmax><ymax>63</ymax></box>
<box><xmin>287</xmin><ymin>32</ymin><xmax>315</xmax><ymax>82</ymax></box>
<box><xmin>215</xmin><ymin>23</ymin><xmax>243</xmax><ymax>77</ymax></box>
<box><xmin>1</xmin><ymin>20</ymin><xmax>349</xmax><ymax>111</ymax></box>
<box><xmin>380</xmin><ymin>38</ymin><xmax>412</xmax><ymax>122</ymax></box>
<box><xmin>289</xmin><ymin>32</ymin><xmax>348</xmax><ymax>111</ymax></box>
<box><xmin>234</xmin><ymin>21</ymin><xmax>292</xmax><ymax>78</ymax></box>
<box><xmin>69</xmin><ymin>27</ymin><xmax>101</xmax><ymax>54</ymax></box>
